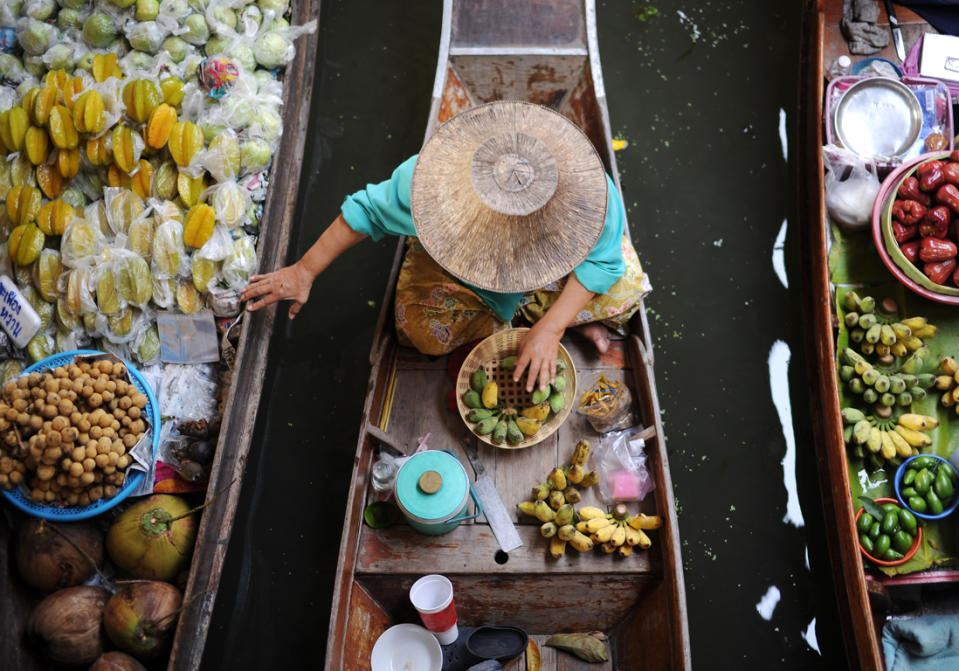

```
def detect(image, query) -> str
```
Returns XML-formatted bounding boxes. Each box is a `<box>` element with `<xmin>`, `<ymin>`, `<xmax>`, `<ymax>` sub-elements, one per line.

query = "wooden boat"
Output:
<box><xmin>801</xmin><ymin>2</ymin><xmax>959</xmax><ymax>670</ymax></box>
<box><xmin>325</xmin><ymin>1</ymin><xmax>690</xmax><ymax>669</ymax></box>
<box><xmin>0</xmin><ymin>1</ymin><xmax>322</xmax><ymax>669</ymax></box>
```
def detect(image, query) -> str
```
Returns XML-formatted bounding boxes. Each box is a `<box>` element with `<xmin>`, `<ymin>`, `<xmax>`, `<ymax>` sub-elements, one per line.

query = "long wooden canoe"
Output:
<box><xmin>800</xmin><ymin>2</ymin><xmax>959</xmax><ymax>670</ymax></box>
<box><xmin>0</xmin><ymin>1</ymin><xmax>321</xmax><ymax>669</ymax></box>
<box><xmin>325</xmin><ymin>1</ymin><xmax>690</xmax><ymax>669</ymax></box>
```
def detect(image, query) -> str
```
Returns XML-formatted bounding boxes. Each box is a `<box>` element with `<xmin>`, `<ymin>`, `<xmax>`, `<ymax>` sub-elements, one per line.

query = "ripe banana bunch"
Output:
<box><xmin>461</xmin><ymin>357</ymin><xmax>571</xmax><ymax>444</ymax></box>
<box><xmin>842</xmin><ymin>292</ymin><xmax>938</xmax><ymax>361</ymax></box>
<box><xmin>935</xmin><ymin>357</ymin><xmax>959</xmax><ymax>416</ymax></box>
<box><xmin>575</xmin><ymin>503</ymin><xmax>662</xmax><ymax>558</ymax></box>
<box><xmin>516</xmin><ymin>440</ymin><xmax>600</xmax><ymax>557</ymax></box>
<box><xmin>842</xmin><ymin>406</ymin><xmax>938</xmax><ymax>469</ymax></box>
<box><xmin>840</xmin><ymin>347</ymin><xmax>936</xmax><ymax>408</ymax></box>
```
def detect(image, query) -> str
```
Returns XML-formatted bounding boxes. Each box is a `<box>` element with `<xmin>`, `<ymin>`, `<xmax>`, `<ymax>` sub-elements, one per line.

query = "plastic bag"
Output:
<box><xmin>597</xmin><ymin>428</ymin><xmax>655</xmax><ymax>504</ymax></box>
<box><xmin>823</xmin><ymin>144</ymin><xmax>880</xmax><ymax>232</ymax></box>
<box><xmin>576</xmin><ymin>373</ymin><xmax>634</xmax><ymax>433</ymax></box>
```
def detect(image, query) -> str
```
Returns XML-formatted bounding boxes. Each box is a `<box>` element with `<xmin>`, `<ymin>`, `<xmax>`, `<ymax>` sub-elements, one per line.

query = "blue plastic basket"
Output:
<box><xmin>1</xmin><ymin>350</ymin><xmax>160</xmax><ymax>521</ymax></box>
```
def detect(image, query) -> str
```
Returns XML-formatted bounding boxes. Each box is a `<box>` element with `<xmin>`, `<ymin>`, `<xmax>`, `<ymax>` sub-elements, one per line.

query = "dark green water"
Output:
<box><xmin>203</xmin><ymin>1</ymin><xmax>846</xmax><ymax>669</ymax></box>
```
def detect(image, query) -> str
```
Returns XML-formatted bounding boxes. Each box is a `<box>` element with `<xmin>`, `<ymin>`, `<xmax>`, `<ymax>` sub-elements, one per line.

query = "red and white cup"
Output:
<box><xmin>409</xmin><ymin>574</ymin><xmax>458</xmax><ymax>645</ymax></box>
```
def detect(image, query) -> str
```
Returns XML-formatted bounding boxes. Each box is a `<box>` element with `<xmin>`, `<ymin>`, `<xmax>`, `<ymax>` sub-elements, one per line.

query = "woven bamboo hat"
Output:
<box><xmin>410</xmin><ymin>101</ymin><xmax>608</xmax><ymax>293</ymax></box>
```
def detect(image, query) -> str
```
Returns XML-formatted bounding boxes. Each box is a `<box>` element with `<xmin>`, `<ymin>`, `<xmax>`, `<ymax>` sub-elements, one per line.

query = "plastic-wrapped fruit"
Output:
<box><xmin>117</xmin><ymin>254</ymin><xmax>153</xmax><ymax>306</ymax></box>
<box><xmin>0</xmin><ymin>106</ymin><xmax>29</xmax><ymax>153</ymax></box>
<box><xmin>26</xmin><ymin>332</ymin><xmax>53</xmax><ymax>364</ymax></box>
<box><xmin>127</xmin><ymin>217</ymin><xmax>155</xmax><ymax>259</ymax></box>
<box><xmin>130</xmin><ymin>160</ymin><xmax>154</xmax><ymax>199</ymax></box>
<box><xmin>9</xmin><ymin>155</ymin><xmax>37</xmax><ymax>188</ymax></box>
<box><xmin>108</xmin><ymin>190</ymin><xmax>145</xmax><ymax>235</ymax></box>
<box><xmin>43</xmin><ymin>44</ymin><xmax>78</xmax><ymax>72</ymax></box>
<box><xmin>152</xmin><ymin>275</ymin><xmax>175</xmax><ymax>308</ymax></box>
<box><xmin>60</xmin><ymin>220</ymin><xmax>98</xmax><ymax>265</ymax></box>
<box><xmin>32</xmin><ymin>248</ymin><xmax>62</xmax><ymax>302</ymax></box>
<box><xmin>182</xmin><ymin>13</ymin><xmax>210</xmax><ymax>45</ymax></box>
<box><xmin>192</xmin><ymin>256</ymin><xmax>216</xmax><ymax>292</ymax></box>
<box><xmin>56</xmin><ymin>295</ymin><xmax>79</xmax><ymax>330</ymax></box>
<box><xmin>153</xmin><ymin>220</ymin><xmax>184</xmax><ymax>276</ymax></box>
<box><xmin>160</xmin><ymin>77</ymin><xmax>185</xmax><ymax>107</ymax></box>
<box><xmin>61</xmin><ymin>187</ymin><xmax>86</xmax><ymax>210</ymax></box>
<box><xmin>176</xmin><ymin>279</ymin><xmax>202</xmax><ymax>313</ymax></box>
<box><xmin>85</xmin><ymin>136</ymin><xmax>111</xmax><ymax>167</ymax></box>
<box><xmin>48</xmin><ymin>105</ymin><xmax>79</xmax><ymax>149</ymax></box>
<box><xmin>177</xmin><ymin>172</ymin><xmax>207</xmax><ymax>208</ymax></box>
<box><xmin>0</xmin><ymin>161</ymin><xmax>11</xmax><ymax>200</ymax></box>
<box><xmin>23</xmin><ymin>125</ymin><xmax>48</xmax><ymax>166</ymax></box>
<box><xmin>126</xmin><ymin>22</ymin><xmax>165</xmax><ymax>54</ymax></box>
<box><xmin>109</xmin><ymin>305</ymin><xmax>134</xmax><ymax>337</ymax></box>
<box><xmin>112</xmin><ymin>125</ymin><xmax>142</xmax><ymax>174</ymax></box>
<box><xmin>136</xmin><ymin>0</ymin><xmax>161</xmax><ymax>21</ymax></box>
<box><xmin>122</xmin><ymin>79</ymin><xmax>162</xmax><ymax>124</ymax></box>
<box><xmin>73</xmin><ymin>90</ymin><xmax>106</xmax><ymax>135</ymax></box>
<box><xmin>96</xmin><ymin>268</ymin><xmax>121</xmax><ymax>315</ymax></box>
<box><xmin>108</xmin><ymin>164</ymin><xmax>132</xmax><ymax>190</ymax></box>
<box><xmin>152</xmin><ymin>200</ymin><xmax>182</xmax><ymax>224</ymax></box>
<box><xmin>212</xmin><ymin>181</ymin><xmax>249</xmax><ymax>228</ymax></box>
<box><xmin>137</xmin><ymin>324</ymin><xmax>160</xmax><ymax>363</ymax></box>
<box><xmin>82</xmin><ymin>12</ymin><xmax>118</xmax><ymax>48</ymax></box>
<box><xmin>26</xmin><ymin>0</ymin><xmax>57</xmax><ymax>20</ymax></box>
<box><xmin>222</xmin><ymin>236</ymin><xmax>256</xmax><ymax>288</ymax></box>
<box><xmin>254</xmin><ymin>31</ymin><xmax>292</xmax><ymax>69</ymax></box>
<box><xmin>168</xmin><ymin>121</ymin><xmax>203</xmax><ymax>167</ymax></box>
<box><xmin>36</xmin><ymin>199</ymin><xmax>76</xmax><ymax>236</ymax></box>
<box><xmin>65</xmin><ymin>268</ymin><xmax>93</xmax><ymax>318</ymax></box>
<box><xmin>86</xmin><ymin>200</ymin><xmax>112</xmax><ymax>236</ymax></box>
<box><xmin>146</xmin><ymin>103</ymin><xmax>177</xmax><ymax>150</ymax></box>
<box><xmin>91</xmin><ymin>53</ymin><xmax>122</xmax><ymax>82</ymax></box>
<box><xmin>57</xmin><ymin>8</ymin><xmax>82</xmax><ymax>30</ymax></box>
<box><xmin>17</xmin><ymin>18</ymin><xmax>55</xmax><ymax>56</ymax></box>
<box><xmin>152</xmin><ymin>161</ymin><xmax>178</xmax><ymax>200</ymax></box>
<box><xmin>207</xmin><ymin>130</ymin><xmax>241</xmax><ymax>180</ymax></box>
<box><xmin>183</xmin><ymin>203</ymin><xmax>215</xmax><ymax>248</ymax></box>
<box><xmin>8</xmin><ymin>222</ymin><xmax>45</xmax><ymax>266</ymax></box>
<box><xmin>161</xmin><ymin>36</ymin><xmax>190</xmax><ymax>63</ymax></box>
<box><xmin>6</xmin><ymin>185</ymin><xmax>42</xmax><ymax>227</ymax></box>
<box><xmin>0</xmin><ymin>360</ymin><xmax>23</xmax><ymax>386</ymax></box>
<box><xmin>22</xmin><ymin>285</ymin><xmax>53</xmax><ymax>329</ymax></box>
<box><xmin>208</xmin><ymin>5</ymin><xmax>238</xmax><ymax>30</ymax></box>
<box><xmin>56</xmin><ymin>148</ymin><xmax>80</xmax><ymax>180</ymax></box>
<box><xmin>240</xmin><ymin>139</ymin><xmax>271</xmax><ymax>173</ymax></box>
<box><xmin>36</xmin><ymin>164</ymin><xmax>65</xmax><ymax>199</ymax></box>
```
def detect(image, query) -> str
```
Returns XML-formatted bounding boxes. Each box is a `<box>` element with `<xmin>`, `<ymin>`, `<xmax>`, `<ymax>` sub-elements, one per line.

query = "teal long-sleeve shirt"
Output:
<box><xmin>340</xmin><ymin>155</ymin><xmax>626</xmax><ymax>321</ymax></box>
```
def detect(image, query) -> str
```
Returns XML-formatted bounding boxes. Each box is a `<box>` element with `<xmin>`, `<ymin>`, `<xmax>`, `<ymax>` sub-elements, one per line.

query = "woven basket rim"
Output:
<box><xmin>455</xmin><ymin>328</ymin><xmax>576</xmax><ymax>449</ymax></box>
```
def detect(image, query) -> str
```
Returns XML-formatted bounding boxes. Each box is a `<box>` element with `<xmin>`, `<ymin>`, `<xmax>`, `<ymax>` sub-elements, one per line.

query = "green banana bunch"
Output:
<box><xmin>839</xmin><ymin>347</ymin><xmax>934</xmax><ymax>408</ymax></box>
<box><xmin>842</xmin><ymin>291</ymin><xmax>938</xmax><ymax>361</ymax></box>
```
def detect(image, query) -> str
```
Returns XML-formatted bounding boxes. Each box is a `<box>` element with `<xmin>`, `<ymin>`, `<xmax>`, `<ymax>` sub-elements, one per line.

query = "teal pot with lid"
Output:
<box><xmin>394</xmin><ymin>450</ymin><xmax>483</xmax><ymax>535</ymax></box>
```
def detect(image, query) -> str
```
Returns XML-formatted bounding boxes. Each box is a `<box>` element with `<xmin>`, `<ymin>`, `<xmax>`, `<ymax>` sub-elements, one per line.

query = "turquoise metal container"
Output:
<box><xmin>394</xmin><ymin>450</ymin><xmax>482</xmax><ymax>535</ymax></box>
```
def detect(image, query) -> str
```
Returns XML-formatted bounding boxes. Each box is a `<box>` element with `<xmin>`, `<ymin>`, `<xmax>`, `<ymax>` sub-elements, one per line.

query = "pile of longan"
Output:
<box><xmin>0</xmin><ymin>357</ymin><xmax>149</xmax><ymax>507</ymax></box>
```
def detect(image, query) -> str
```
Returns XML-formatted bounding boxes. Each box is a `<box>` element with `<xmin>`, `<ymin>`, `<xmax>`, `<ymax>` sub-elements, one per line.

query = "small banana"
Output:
<box><xmin>592</xmin><ymin>524</ymin><xmax>617</xmax><ymax>544</ymax></box>
<box><xmin>557</xmin><ymin>524</ymin><xmax>576</xmax><ymax>542</ymax></box>
<box><xmin>549</xmin><ymin>535</ymin><xmax>566</xmax><ymax>559</ymax></box>
<box><xmin>575</xmin><ymin>520</ymin><xmax>590</xmax><ymax>533</ymax></box>
<box><xmin>517</xmin><ymin>501</ymin><xmax>537</xmax><ymax>517</ymax></box>
<box><xmin>534</xmin><ymin>500</ymin><xmax>555</xmax><ymax>523</ymax></box>
<box><xmin>866</xmin><ymin>426</ymin><xmax>882</xmax><ymax>454</ymax></box>
<box><xmin>898</xmin><ymin>413</ymin><xmax>939</xmax><ymax>431</ymax></box>
<box><xmin>554</xmin><ymin>504</ymin><xmax>574</xmax><ymax>527</ymax></box>
<box><xmin>912</xmin><ymin>324</ymin><xmax>940</xmax><ymax>339</ymax></box>
<box><xmin>627</xmin><ymin>513</ymin><xmax>662</xmax><ymax>531</ymax></box>
<box><xmin>624</xmin><ymin>526</ymin><xmax>643</xmax><ymax>547</ymax></box>
<box><xmin>901</xmin><ymin>316</ymin><xmax>928</xmax><ymax>331</ymax></box>
<box><xmin>877</xmin><ymin>429</ymin><xmax>894</xmax><ymax>456</ymax></box>
<box><xmin>531</xmin><ymin>483</ymin><xmax>550</xmax><ymax>500</ymax></box>
<box><xmin>571</xmin><ymin>439</ymin><xmax>591</xmax><ymax>466</ymax></box>
<box><xmin>610</xmin><ymin>525</ymin><xmax>627</xmax><ymax>548</ymax></box>
<box><xmin>548</xmin><ymin>467</ymin><xmax>567</xmax><ymax>491</ymax></box>
<box><xmin>579</xmin><ymin>471</ymin><xmax>599</xmax><ymax>488</ymax></box>
<box><xmin>568</xmin><ymin>530</ymin><xmax>594</xmax><ymax>553</ymax></box>
<box><xmin>599</xmin><ymin>541</ymin><xmax>618</xmax><ymax>554</ymax></box>
<box><xmin>577</xmin><ymin>506</ymin><xmax>606</xmax><ymax>520</ymax></box>
<box><xmin>540</xmin><ymin>522</ymin><xmax>557</xmax><ymax>538</ymax></box>
<box><xmin>888</xmin><ymin>429</ymin><xmax>913</xmax><ymax>458</ymax></box>
<box><xmin>584</xmin><ymin>517</ymin><xmax>613</xmax><ymax>533</ymax></box>
<box><xmin>548</xmin><ymin>489</ymin><xmax>565</xmax><ymax>510</ymax></box>
<box><xmin>894</xmin><ymin>424</ymin><xmax>932</xmax><ymax>448</ymax></box>
<box><xmin>566</xmin><ymin>463</ymin><xmax>585</xmax><ymax>485</ymax></box>
<box><xmin>616</xmin><ymin>544</ymin><xmax>633</xmax><ymax>558</ymax></box>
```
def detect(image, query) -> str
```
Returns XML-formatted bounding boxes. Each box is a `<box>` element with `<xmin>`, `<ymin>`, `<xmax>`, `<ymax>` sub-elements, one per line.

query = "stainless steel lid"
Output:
<box><xmin>833</xmin><ymin>77</ymin><xmax>922</xmax><ymax>161</ymax></box>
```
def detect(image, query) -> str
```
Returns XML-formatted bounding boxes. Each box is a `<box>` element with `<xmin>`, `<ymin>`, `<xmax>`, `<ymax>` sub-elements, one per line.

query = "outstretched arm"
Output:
<box><xmin>241</xmin><ymin>214</ymin><xmax>366</xmax><ymax>319</ymax></box>
<box><xmin>513</xmin><ymin>274</ymin><xmax>595</xmax><ymax>392</ymax></box>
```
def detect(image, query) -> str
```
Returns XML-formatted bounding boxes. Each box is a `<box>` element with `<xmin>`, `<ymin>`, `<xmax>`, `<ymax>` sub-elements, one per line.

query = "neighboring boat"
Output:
<box><xmin>800</xmin><ymin>2</ymin><xmax>959</xmax><ymax>670</ymax></box>
<box><xmin>0</xmin><ymin>1</ymin><xmax>322</xmax><ymax>669</ymax></box>
<box><xmin>325</xmin><ymin>1</ymin><xmax>690</xmax><ymax>669</ymax></box>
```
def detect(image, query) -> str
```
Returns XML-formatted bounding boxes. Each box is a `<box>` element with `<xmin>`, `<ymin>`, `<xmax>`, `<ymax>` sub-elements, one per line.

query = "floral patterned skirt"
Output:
<box><xmin>394</xmin><ymin>237</ymin><xmax>652</xmax><ymax>355</ymax></box>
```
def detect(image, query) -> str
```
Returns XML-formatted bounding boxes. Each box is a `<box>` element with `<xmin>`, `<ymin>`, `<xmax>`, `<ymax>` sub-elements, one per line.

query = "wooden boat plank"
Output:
<box><xmin>343</xmin><ymin>581</ymin><xmax>392</xmax><ymax>671</ymax></box>
<box><xmin>821</xmin><ymin>2</ymin><xmax>928</xmax><ymax>75</ymax></box>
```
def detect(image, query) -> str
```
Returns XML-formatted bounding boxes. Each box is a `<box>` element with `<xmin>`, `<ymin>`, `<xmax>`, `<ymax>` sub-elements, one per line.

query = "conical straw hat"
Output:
<box><xmin>410</xmin><ymin>101</ymin><xmax>608</xmax><ymax>293</ymax></box>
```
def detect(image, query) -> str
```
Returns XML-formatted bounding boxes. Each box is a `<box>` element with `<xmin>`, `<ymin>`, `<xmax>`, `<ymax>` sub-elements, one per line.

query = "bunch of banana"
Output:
<box><xmin>842</xmin><ymin>292</ymin><xmax>939</xmax><ymax>361</ymax></box>
<box><xmin>461</xmin><ymin>357</ymin><xmax>571</xmax><ymax>443</ymax></box>
<box><xmin>843</xmin><ymin>406</ymin><xmax>938</xmax><ymax>468</ymax></box>
<box><xmin>934</xmin><ymin>357</ymin><xmax>959</xmax><ymax>416</ymax></box>
<box><xmin>839</xmin><ymin>347</ymin><xmax>935</xmax><ymax>408</ymax></box>
<box><xmin>516</xmin><ymin>440</ymin><xmax>601</xmax><ymax>557</ymax></box>
<box><xmin>575</xmin><ymin>503</ymin><xmax>662</xmax><ymax>558</ymax></box>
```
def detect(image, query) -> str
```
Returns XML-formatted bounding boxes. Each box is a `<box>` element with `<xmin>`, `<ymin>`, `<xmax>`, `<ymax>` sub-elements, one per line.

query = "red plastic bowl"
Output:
<box><xmin>855</xmin><ymin>497</ymin><xmax>923</xmax><ymax>567</ymax></box>
<box><xmin>871</xmin><ymin>152</ymin><xmax>959</xmax><ymax>305</ymax></box>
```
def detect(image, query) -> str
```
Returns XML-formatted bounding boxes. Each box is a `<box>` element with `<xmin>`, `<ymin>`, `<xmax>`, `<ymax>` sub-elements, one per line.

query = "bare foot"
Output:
<box><xmin>575</xmin><ymin>323</ymin><xmax>611</xmax><ymax>354</ymax></box>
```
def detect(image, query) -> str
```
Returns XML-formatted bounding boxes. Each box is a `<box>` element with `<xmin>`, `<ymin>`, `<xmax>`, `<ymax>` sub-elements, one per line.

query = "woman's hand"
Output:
<box><xmin>241</xmin><ymin>262</ymin><xmax>314</xmax><ymax>319</ymax></box>
<box><xmin>514</xmin><ymin>320</ymin><xmax>564</xmax><ymax>392</ymax></box>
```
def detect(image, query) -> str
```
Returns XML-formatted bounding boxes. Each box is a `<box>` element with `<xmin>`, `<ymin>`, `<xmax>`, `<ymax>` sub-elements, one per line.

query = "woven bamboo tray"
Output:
<box><xmin>455</xmin><ymin>328</ymin><xmax>576</xmax><ymax>449</ymax></box>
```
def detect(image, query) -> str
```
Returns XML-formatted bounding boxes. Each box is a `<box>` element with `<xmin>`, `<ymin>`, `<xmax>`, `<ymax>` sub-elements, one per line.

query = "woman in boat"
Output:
<box><xmin>242</xmin><ymin>101</ymin><xmax>650</xmax><ymax>391</ymax></box>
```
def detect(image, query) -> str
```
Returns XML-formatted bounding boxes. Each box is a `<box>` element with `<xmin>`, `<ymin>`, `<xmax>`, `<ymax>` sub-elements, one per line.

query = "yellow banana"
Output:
<box><xmin>584</xmin><ymin>517</ymin><xmax>613</xmax><ymax>533</ymax></box>
<box><xmin>575</xmin><ymin>521</ymin><xmax>590</xmax><ymax>533</ymax></box>
<box><xmin>891</xmin><ymin>342</ymin><xmax>908</xmax><ymax>358</ymax></box>
<box><xmin>548</xmin><ymin>467</ymin><xmax>567</xmax><ymax>491</ymax></box>
<box><xmin>557</xmin><ymin>524</ymin><xmax>576</xmax><ymax>541</ymax></box>
<box><xmin>887</xmin><ymin>429</ymin><xmax>913</xmax><ymax>458</ymax></box>
<box><xmin>894</xmin><ymin>424</ymin><xmax>932</xmax><ymax>448</ymax></box>
<box><xmin>627</xmin><ymin>513</ymin><xmax>662</xmax><ymax>531</ymax></box>
<box><xmin>912</xmin><ymin>324</ymin><xmax>939</xmax><ymax>339</ymax></box>
<box><xmin>592</xmin><ymin>524</ymin><xmax>617</xmax><ymax>544</ymax></box>
<box><xmin>568</xmin><ymin>531</ymin><xmax>594</xmax><ymax>553</ymax></box>
<box><xmin>901</xmin><ymin>316</ymin><xmax>928</xmax><ymax>331</ymax></box>
<box><xmin>577</xmin><ymin>506</ymin><xmax>606</xmax><ymax>520</ymax></box>
<box><xmin>891</xmin><ymin>322</ymin><xmax>912</xmax><ymax>339</ymax></box>
<box><xmin>936</xmin><ymin>375</ymin><xmax>955</xmax><ymax>391</ymax></box>
<box><xmin>878</xmin><ymin>429</ymin><xmax>894</xmax><ymax>456</ymax></box>
<box><xmin>904</xmin><ymin>336</ymin><xmax>924</xmax><ymax>351</ymax></box>
<box><xmin>566</xmin><ymin>463</ymin><xmax>585</xmax><ymax>485</ymax></box>
<box><xmin>549</xmin><ymin>536</ymin><xmax>566</xmax><ymax>559</ymax></box>
<box><xmin>941</xmin><ymin>356</ymin><xmax>959</xmax><ymax>376</ymax></box>
<box><xmin>616</xmin><ymin>544</ymin><xmax>633</xmax><ymax>558</ymax></box>
<box><xmin>898</xmin><ymin>413</ymin><xmax>939</xmax><ymax>431</ymax></box>
<box><xmin>610</xmin><ymin>525</ymin><xmax>627</xmax><ymax>547</ymax></box>
<box><xmin>571</xmin><ymin>439</ymin><xmax>591</xmax><ymax>466</ymax></box>
<box><xmin>624</xmin><ymin>526</ymin><xmax>643</xmax><ymax>547</ymax></box>
<box><xmin>517</xmin><ymin>500</ymin><xmax>536</xmax><ymax>517</ymax></box>
<box><xmin>867</xmin><ymin>426</ymin><xmax>882</xmax><ymax>454</ymax></box>
<box><xmin>533</xmin><ymin>500</ymin><xmax>555</xmax><ymax>523</ymax></box>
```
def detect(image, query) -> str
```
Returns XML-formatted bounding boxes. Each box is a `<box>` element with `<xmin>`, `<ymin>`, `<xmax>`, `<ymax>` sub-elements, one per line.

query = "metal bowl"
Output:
<box><xmin>834</xmin><ymin>77</ymin><xmax>922</xmax><ymax>161</ymax></box>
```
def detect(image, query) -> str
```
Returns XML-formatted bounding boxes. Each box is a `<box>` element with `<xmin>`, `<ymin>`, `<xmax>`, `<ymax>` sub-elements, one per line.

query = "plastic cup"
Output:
<box><xmin>409</xmin><ymin>574</ymin><xmax>458</xmax><ymax>645</ymax></box>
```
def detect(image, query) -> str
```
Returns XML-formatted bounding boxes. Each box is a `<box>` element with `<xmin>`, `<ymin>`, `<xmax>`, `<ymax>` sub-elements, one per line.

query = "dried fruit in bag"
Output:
<box><xmin>32</xmin><ymin>249</ymin><xmax>62</xmax><ymax>302</ymax></box>
<box><xmin>122</xmin><ymin>79</ymin><xmax>162</xmax><ymax>124</ymax></box>
<box><xmin>73</xmin><ymin>90</ymin><xmax>106</xmax><ymax>135</ymax></box>
<box><xmin>6</xmin><ymin>185</ymin><xmax>42</xmax><ymax>226</ymax></box>
<box><xmin>183</xmin><ymin>203</ymin><xmax>215</xmax><ymax>248</ymax></box>
<box><xmin>8</xmin><ymin>222</ymin><xmax>45</xmax><ymax>266</ymax></box>
<box><xmin>36</xmin><ymin>199</ymin><xmax>75</xmax><ymax>235</ymax></box>
<box><xmin>168</xmin><ymin>121</ymin><xmax>203</xmax><ymax>167</ymax></box>
<box><xmin>145</xmin><ymin>103</ymin><xmax>177</xmax><ymax>150</ymax></box>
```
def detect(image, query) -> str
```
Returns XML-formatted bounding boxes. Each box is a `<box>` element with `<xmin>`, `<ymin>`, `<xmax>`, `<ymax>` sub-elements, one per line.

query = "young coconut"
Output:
<box><xmin>106</xmin><ymin>494</ymin><xmax>198</xmax><ymax>582</ymax></box>
<box><xmin>27</xmin><ymin>585</ymin><xmax>109</xmax><ymax>666</ymax></box>
<box><xmin>15</xmin><ymin>517</ymin><xmax>104</xmax><ymax>593</ymax></box>
<box><xmin>102</xmin><ymin>580</ymin><xmax>183</xmax><ymax>661</ymax></box>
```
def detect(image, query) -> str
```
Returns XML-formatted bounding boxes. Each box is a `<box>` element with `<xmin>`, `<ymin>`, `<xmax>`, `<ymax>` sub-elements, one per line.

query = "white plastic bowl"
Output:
<box><xmin>371</xmin><ymin>623</ymin><xmax>443</xmax><ymax>671</ymax></box>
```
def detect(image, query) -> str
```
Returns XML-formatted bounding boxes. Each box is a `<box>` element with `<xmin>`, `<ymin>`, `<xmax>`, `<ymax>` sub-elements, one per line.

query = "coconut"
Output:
<box><xmin>90</xmin><ymin>650</ymin><xmax>148</xmax><ymax>671</ymax></box>
<box><xmin>106</xmin><ymin>494</ymin><xmax>198</xmax><ymax>582</ymax></box>
<box><xmin>15</xmin><ymin>518</ymin><xmax>104</xmax><ymax>593</ymax></box>
<box><xmin>102</xmin><ymin>581</ymin><xmax>183</xmax><ymax>661</ymax></box>
<box><xmin>27</xmin><ymin>585</ymin><xmax>109</xmax><ymax>666</ymax></box>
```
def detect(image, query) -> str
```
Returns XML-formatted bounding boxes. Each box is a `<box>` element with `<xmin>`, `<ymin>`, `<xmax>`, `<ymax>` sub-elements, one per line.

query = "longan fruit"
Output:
<box><xmin>53</xmin><ymin>416</ymin><xmax>70</xmax><ymax>431</ymax></box>
<box><xmin>101</xmin><ymin>390</ymin><xmax>114</xmax><ymax>404</ymax></box>
<box><xmin>89</xmin><ymin>486</ymin><xmax>103</xmax><ymax>502</ymax></box>
<box><xmin>53</xmin><ymin>367</ymin><xmax>68</xmax><ymax>379</ymax></box>
<box><xmin>41</xmin><ymin>405</ymin><xmax>58</xmax><ymax>420</ymax></box>
<box><xmin>108</xmin><ymin>451</ymin><xmax>119</xmax><ymax>465</ymax></box>
<box><xmin>16</xmin><ymin>413</ymin><xmax>29</xmax><ymax>426</ymax></box>
<box><xmin>93</xmin><ymin>380</ymin><xmax>106</xmax><ymax>395</ymax></box>
<box><xmin>71</xmin><ymin>446</ymin><xmax>85</xmax><ymax>462</ymax></box>
<box><xmin>61</xmin><ymin>427</ymin><xmax>78</xmax><ymax>444</ymax></box>
<box><xmin>88</xmin><ymin>393</ymin><xmax>103</xmax><ymax>408</ymax></box>
<box><xmin>122</xmin><ymin>434</ymin><xmax>137</xmax><ymax>449</ymax></box>
<box><xmin>97</xmin><ymin>437</ymin><xmax>111</xmax><ymax>453</ymax></box>
<box><xmin>128</xmin><ymin>407</ymin><xmax>141</xmax><ymax>420</ymax></box>
<box><xmin>12</xmin><ymin>398</ymin><xmax>26</xmax><ymax>412</ymax></box>
<box><xmin>85</xmin><ymin>444</ymin><xmax>97</xmax><ymax>460</ymax></box>
<box><xmin>82</xmin><ymin>457</ymin><xmax>96</xmax><ymax>472</ymax></box>
<box><xmin>94</xmin><ymin>454</ymin><xmax>110</xmax><ymax>469</ymax></box>
<box><xmin>28</xmin><ymin>415</ymin><xmax>43</xmax><ymax>431</ymax></box>
<box><xmin>81</xmin><ymin>385</ymin><xmax>93</xmax><ymax>398</ymax></box>
<box><xmin>0</xmin><ymin>418</ymin><xmax>8</xmax><ymax>432</ymax></box>
<box><xmin>31</xmin><ymin>387</ymin><xmax>44</xmax><ymax>400</ymax></box>
<box><xmin>68</xmin><ymin>461</ymin><xmax>84</xmax><ymax>477</ymax></box>
<box><xmin>116</xmin><ymin>455</ymin><xmax>130</xmax><ymax>469</ymax></box>
<box><xmin>36</xmin><ymin>464</ymin><xmax>55</xmax><ymax>481</ymax></box>
<box><xmin>76</xmin><ymin>418</ymin><xmax>91</xmax><ymax>433</ymax></box>
<box><xmin>89</xmin><ymin>425</ymin><xmax>102</xmax><ymax>440</ymax></box>
<box><xmin>58</xmin><ymin>399</ymin><xmax>75</xmax><ymax>416</ymax></box>
<box><xmin>46</xmin><ymin>431</ymin><xmax>61</xmax><ymax>448</ymax></box>
<box><xmin>110</xmin><ymin>420</ymin><xmax>120</xmax><ymax>432</ymax></box>
<box><xmin>104</xmin><ymin>484</ymin><xmax>117</xmax><ymax>498</ymax></box>
<box><xmin>118</xmin><ymin>396</ymin><xmax>133</xmax><ymax>411</ymax></box>
<box><xmin>102</xmin><ymin>465</ymin><xmax>116</xmax><ymax>475</ymax></box>
<box><xmin>5</xmin><ymin>408</ymin><xmax>17</xmax><ymax>422</ymax></box>
<box><xmin>131</xmin><ymin>393</ymin><xmax>147</xmax><ymax>409</ymax></box>
<box><xmin>78</xmin><ymin>490</ymin><xmax>91</xmax><ymax>504</ymax></box>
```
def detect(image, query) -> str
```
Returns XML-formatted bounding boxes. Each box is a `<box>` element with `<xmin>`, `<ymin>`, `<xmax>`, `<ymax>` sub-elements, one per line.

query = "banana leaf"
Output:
<box><xmin>832</xmin><ymin>223</ymin><xmax>959</xmax><ymax>576</ymax></box>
